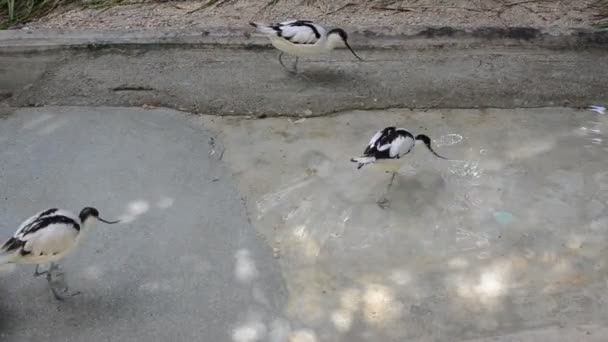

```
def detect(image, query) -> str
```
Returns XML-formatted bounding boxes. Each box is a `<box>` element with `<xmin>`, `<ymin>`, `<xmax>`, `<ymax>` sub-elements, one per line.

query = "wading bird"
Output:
<box><xmin>1</xmin><ymin>207</ymin><xmax>119</xmax><ymax>300</ymax></box>
<box><xmin>351</xmin><ymin>127</ymin><xmax>448</xmax><ymax>208</ymax></box>
<box><xmin>250</xmin><ymin>20</ymin><xmax>363</xmax><ymax>73</ymax></box>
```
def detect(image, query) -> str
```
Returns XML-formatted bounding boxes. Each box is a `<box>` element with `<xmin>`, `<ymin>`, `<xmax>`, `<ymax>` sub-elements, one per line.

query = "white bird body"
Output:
<box><xmin>267</xmin><ymin>35</ymin><xmax>331</xmax><ymax>57</ymax></box>
<box><xmin>0</xmin><ymin>206</ymin><xmax>118</xmax><ymax>300</ymax></box>
<box><xmin>1</xmin><ymin>208</ymin><xmax>87</xmax><ymax>265</ymax></box>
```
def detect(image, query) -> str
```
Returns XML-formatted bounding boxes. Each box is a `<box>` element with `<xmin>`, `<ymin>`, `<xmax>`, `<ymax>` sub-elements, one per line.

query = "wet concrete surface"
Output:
<box><xmin>1</xmin><ymin>106</ymin><xmax>608</xmax><ymax>341</ymax></box>
<box><xmin>200</xmin><ymin>107</ymin><xmax>608</xmax><ymax>341</ymax></box>
<box><xmin>0</xmin><ymin>107</ymin><xmax>286</xmax><ymax>342</ymax></box>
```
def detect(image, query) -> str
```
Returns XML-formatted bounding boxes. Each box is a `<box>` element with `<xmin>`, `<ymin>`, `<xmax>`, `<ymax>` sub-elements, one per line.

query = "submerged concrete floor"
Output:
<box><xmin>0</xmin><ymin>106</ymin><xmax>607</xmax><ymax>341</ymax></box>
<box><xmin>199</xmin><ymin>107</ymin><xmax>608</xmax><ymax>341</ymax></box>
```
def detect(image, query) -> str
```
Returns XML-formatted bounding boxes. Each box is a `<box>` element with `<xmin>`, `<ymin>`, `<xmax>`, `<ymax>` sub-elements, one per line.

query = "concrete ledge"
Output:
<box><xmin>2</xmin><ymin>26</ymin><xmax>608</xmax><ymax>51</ymax></box>
<box><xmin>1</xmin><ymin>27</ymin><xmax>607</xmax><ymax>116</ymax></box>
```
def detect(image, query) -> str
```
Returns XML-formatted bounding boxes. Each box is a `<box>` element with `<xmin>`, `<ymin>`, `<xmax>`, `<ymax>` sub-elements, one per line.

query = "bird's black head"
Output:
<box><xmin>79</xmin><ymin>207</ymin><xmax>99</xmax><ymax>222</ymax></box>
<box><xmin>328</xmin><ymin>28</ymin><xmax>348</xmax><ymax>41</ymax></box>
<box><xmin>415</xmin><ymin>134</ymin><xmax>431</xmax><ymax>146</ymax></box>
<box><xmin>415</xmin><ymin>134</ymin><xmax>448</xmax><ymax>160</ymax></box>
<box><xmin>327</xmin><ymin>28</ymin><xmax>364</xmax><ymax>61</ymax></box>
<box><xmin>79</xmin><ymin>207</ymin><xmax>120</xmax><ymax>225</ymax></box>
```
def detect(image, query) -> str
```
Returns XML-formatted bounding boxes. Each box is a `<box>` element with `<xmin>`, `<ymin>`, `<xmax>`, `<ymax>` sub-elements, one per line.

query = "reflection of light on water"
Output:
<box><xmin>565</xmin><ymin>234</ymin><xmax>583</xmax><ymax>249</ymax></box>
<box><xmin>234</xmin><ymin>249</ymin><xmax>259</xmax><ymax>283</ymax></box>
<box><xmin>507</xmin><ymin>138</ymin><xmax>555</xmax><ymax>160</ymax></box>
<box><xmin>293</xmin><ymin>225</ymin><xmax>308</xmax><ymax>240</ymax></box>
<box><xmin>289</xmin><ymin>225</ymin><xmax>321</xmax><ymax>259</ymax></box>
<box><xmin>139</xmin><ymin>279</ymin><xmax>175</xmax><ymax>293</ymax></box>
<box><xmin>540</xmin><ymin>251</ymin><xmax>558</xmax><ymax>263</ymax></box>
<box><xmin>452</xmin><ymin>259</ymin><xmax>513</xmax><ymax>305</ymax></box>
<box><xmin>289</xmin><ymin>330</ymin><xmax>317</xmax><ymax>342</ymax></box>
<box><xmin>436</xmin><ymin>134</ymin><xmax>463</xmax><ymax>147</ymax></box>
<box><xmin>23</xmin><ymin>113</ymin><xmax>54</xmax><ymax>130</ymax></box>
<box><xmin>156</xmin><ymin>197</ymin><xmax>175</xmax><ymax>209</ymax></box>
<box><xmin>257</xmin><ymin>176</ymin><xmax>313</xmax><ymax>217</ymax></box>
<box><xmin>448</xmin><ymin>160</ymin><xmax>482</xmax><ymax>179</ymax></box>
<box><xmin>330</xmin><ymin>209</ymin><xmax>351</xmax><ymax>239</ymax></box>
<box><xmin>455</xmin><ymin>228</ymin><xmax>490</xmax><ymax>251</ymax></box>
<box><xmin>340</xmin><ymin>288</ymin><xmax>362</xmax><ymax>311</ymax></box>
<box><xmin>474</xmin><ymin>271</ymin><xmax>504</xmax><ymax>298</ymax></box>
<box><xmin>580</xmin><ymin>126</ymin><xmax>601</xmax><ymax>134</ymax></box>
<box><xmin>363</xmin><ymin>284</ymin><xmax>402</xmax><ymax>325</ymax></box>
<box><xmin>37</xmin><ymin>119</ymin><xmax>68</xmax><ymax>135</ymax></box>
<box><xmin>232</xmin><ymin>320</ymin><xmax>267</xmax><ymax>342</ymax></box>
<box><xmin>464</xmin><ymin>192</ymin><xmax>484</xmax><ymax>207</ymax></box>
<box><xmin>0</xmin><ymin>264</ymin><xmax>16</xmax><ymax>274</ymax></box>
<box><xmin>82</xmin><ymin>265</ymin><xmax>104</xmax><ymax>280</ymax></box>
<box><xmin>331</xmin><ymin>309</ymin><xmax>353</xmax><ymax>332</ymax></box>
<box><xmin>448</xmin><ymin>257</ymin><xmax>469</xmax><ymax>269</ymax></box>
<box><xmin>389</xmin><ymin>269</ymin><xmax>412</xmax><ymax>286</ymax></box>
<box><xmin>269</xmin><ymin>318</ymin><xmax>291</xmax><ymax>342</ymax></box>
<box><xmin>118</xmin><ymin>200</ymin><xmax>150</xmax><ymax>223</ymax></box>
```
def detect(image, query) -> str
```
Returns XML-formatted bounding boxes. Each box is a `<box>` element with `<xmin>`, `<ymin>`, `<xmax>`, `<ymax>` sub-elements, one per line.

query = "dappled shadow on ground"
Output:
<box><xmin>0</xmin><ymin>107</ymin><xmax>287</xmax><ymax>341</ymax></box>
<box><xmin>204</xmin><ymin>108</ymin><xmax>608</xmax><ymax>341</ymax></box>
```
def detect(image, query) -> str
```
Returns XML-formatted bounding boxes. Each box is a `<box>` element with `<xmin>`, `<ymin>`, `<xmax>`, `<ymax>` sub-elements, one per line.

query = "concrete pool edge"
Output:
<box><xmin>1</xmin><ymin>26</ymin><xmax>607</xmax><ymax>116</ymax></box>
<box><xmin>2</xmin><ymin>26</ymin><xmax>607</xmax><ymax>51</ymax></box>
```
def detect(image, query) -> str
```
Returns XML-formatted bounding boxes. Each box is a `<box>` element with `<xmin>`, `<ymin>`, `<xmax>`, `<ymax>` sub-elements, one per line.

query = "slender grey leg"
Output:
<box><xmin>50</xmin><ymin>285</ymin><xmax>81</xmax><ymax>301</ymax></box>
<box><xmin>278</xmin><ymin>52</ymin><xmax>298</xmax><ymax>75</ymax></box>
<box><xmin>278</xmin><ymin>52</ymin><xmax>289</xmax><ymax>71</ymax></box>
<box><xmin>293</xmin><ymin>57</ymin><xmax>299</xmax><ymax>73</ymax></box>
<box><xmin>34</xmin><ymin>264</ymin><xmax>48</xmax><ymax>277</ymax></box>
<box><xmin>46</xmin><ymin>263</ymin><xmax>80</xmax><ymax>301</ymax></box>
<box><xmin>377</xmin><ymin>172</ymin><xmax>397</xmax><ymax>209</ymax></box>
<box><xmin>387</xmin><ymin>172</ymin><xmax>397</xmax><ymax>192</ymax></box>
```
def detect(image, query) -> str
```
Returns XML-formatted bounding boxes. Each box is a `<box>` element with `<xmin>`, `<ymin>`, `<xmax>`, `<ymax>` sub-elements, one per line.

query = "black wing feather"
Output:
<box><xmin>363</xmin><ymin>127</ymin><xmax>414</xmax><ymax>160</ymax></box>
<box><xmin>20</xmin><ymin>216</ymin><xmax>81</xmax><ymax>237</ymax></box>
<box><xmin>274</xmin><ymin>20</ymin><xmax>321</xmax><ymax>45</ymax></box>
<box><xmin>1</xmin><ymin>237</ymin><xmax>24</xmax><ymax>252</ymax></box>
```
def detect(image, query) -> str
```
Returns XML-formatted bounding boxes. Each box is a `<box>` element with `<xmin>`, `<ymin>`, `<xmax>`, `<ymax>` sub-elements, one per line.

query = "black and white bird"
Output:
<box><xmin>351</xmin><ymin>127</ymin><xmax>448</xmax><ymax>208</ymax></box>
<box><xmin>0</xmin><ymin>207</ymin><xmax>119</xmax><ymax>300</ymax></box>
<box><xmin>250</xmin><ymin>20</ymin><xmax>363</xmax><ymax>73</ymax></box>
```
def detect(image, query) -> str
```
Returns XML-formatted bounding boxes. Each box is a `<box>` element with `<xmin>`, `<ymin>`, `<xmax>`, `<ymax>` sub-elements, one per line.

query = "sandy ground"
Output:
<box><xmin>24</xmin><ymin>0</ymin><xmax>601</xmax><ymax>31</ymax></box>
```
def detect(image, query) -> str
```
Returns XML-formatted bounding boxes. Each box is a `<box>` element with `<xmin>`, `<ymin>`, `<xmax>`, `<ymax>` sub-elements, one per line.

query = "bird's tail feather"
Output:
<box><xmin>350</xmin><ymin>156</ymin><xmax>376</xmax><ymax>169</ymax></box>
<box><xmin>249</xmin><ymin>22</ymin><xmax>277</xmax><ymax>35</ymax></box>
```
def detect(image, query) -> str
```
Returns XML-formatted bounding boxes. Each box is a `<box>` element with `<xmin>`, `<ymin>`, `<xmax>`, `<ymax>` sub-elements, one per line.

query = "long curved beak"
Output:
<box><xmin>343</xmin><ymin>39</ymin><xmax>364</xmax><ymax>61</ymax></box>
<box><xmin>99</xmin><ymin>217</ymin><xmax>120</xmax><ymax>224</ymax></box>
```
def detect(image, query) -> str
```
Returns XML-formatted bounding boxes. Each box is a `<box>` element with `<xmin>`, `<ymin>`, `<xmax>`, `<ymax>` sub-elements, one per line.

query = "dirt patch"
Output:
<box><xmin>22</xmin><ymin>0</ymin><xmax>604</xmax><ymax>32</ymax></box>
